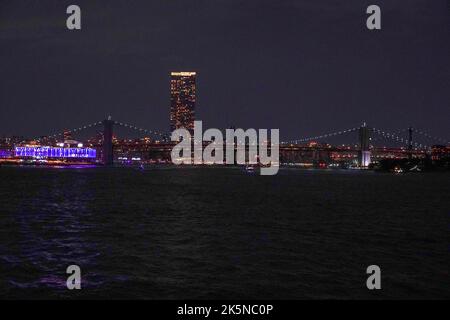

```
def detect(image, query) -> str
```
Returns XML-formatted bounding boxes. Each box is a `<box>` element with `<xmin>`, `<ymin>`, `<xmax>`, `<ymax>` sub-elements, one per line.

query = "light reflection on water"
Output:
<box><xmin>0</xmin><ymin>167</ymin><xmax>449</xmax><ymax>299</ymax></box>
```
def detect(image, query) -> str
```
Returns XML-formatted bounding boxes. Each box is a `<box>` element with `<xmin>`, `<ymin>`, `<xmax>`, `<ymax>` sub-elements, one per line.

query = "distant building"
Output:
<box><xmin>431</xmin><ymin>145</ymin><xmax>450</xmax><ymax>161</ymax></box>
<box><xmin>63</xmin><ymin>130</ymin><xmax>72</xmax><ymax>142</ymax></box>
<box><xmin>170</xmin><ymin>72</ymin><xmax>196</xmax><ymax>133</ymax></box>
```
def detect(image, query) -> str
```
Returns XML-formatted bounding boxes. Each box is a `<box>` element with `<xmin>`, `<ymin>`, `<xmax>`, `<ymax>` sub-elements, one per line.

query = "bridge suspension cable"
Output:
<box><xmin>113</xmin><ymin>121</ymin><xmax>170</xmax><ymax>140</ymax></box>
<box><xmin>411</xmin><ymin>128</ymin><xmax>449</xmax><ymax>145</ymax></box>
<box><xmin>282</xmin><ymin>126</ymin><xmax>359</xmax><ymax>144</ymax></box>
<box><xmin>370</xmin><ymin>127</ymin><xmax>430</xmax><ymax>149</ymax></box>
<box><xmin>369</xmin><ymin>128</ymin><xmax>408</xmax><ymax>143</ymax></box>
<box><xmin>33</xmin><ymin>120</ymin><xmax>448</xmax><ymax>149</ymax></box>
<box><xmin>37</xmin><ymin>120</ymin><xmax>104</xmax><ymax>141</ymax></box>
<box><xmin>34</xmin><ymin>119</ymin><xmax>171</xmax><ymax>142</ymax></box>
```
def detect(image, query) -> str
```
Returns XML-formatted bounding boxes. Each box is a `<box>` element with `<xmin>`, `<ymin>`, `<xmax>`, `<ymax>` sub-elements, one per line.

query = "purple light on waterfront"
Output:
<box><xmin>0</xmin><ymin>150</ymin><xmax>12</xmax><ymax>158</ymax></box>
<box><xmin>15</xmin><ymin>146</ymin><xmax>96</xmax><ymax>159</ymax></box>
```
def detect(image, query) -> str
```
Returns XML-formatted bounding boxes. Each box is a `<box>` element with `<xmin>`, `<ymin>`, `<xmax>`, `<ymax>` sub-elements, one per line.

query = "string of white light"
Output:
<box><xmin>370</xmin><ymin>127</ymin><xmax>429</xmax><ymax>149</ymax></box>
<box><xmin>281</xmin><ymin>127</ymin><xmax>359</xmax><ymax>144</ymax></box>
<box><xmin>412</xmin><ymin>128</ymin><xmax>449</xmax><ymax>144</ymax></box>
<box><xmin>113</xmin><ymin>121</ymin><xmax>169</xmax><ymax>139</ymax></box>
<box><xmin>37</xmin><ymin>120</ymin><xmax>104</xmax><ymax>140</ymax></box>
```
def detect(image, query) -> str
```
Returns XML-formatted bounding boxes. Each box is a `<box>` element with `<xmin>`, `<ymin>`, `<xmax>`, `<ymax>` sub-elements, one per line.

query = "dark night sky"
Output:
<box><xmin>0</xmin><ymin>0</ymin><xmax>449</xmax><ymax>142</ymax></box>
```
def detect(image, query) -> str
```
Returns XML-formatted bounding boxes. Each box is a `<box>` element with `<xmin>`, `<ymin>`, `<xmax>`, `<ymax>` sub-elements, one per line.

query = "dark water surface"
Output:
<box><xmin>0</xmin><ymin>166</ymin><xmax>448</xmax><ymax>299</ymax></box>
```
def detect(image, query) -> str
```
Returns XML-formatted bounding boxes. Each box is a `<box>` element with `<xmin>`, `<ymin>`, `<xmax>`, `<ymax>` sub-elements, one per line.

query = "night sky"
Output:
<box><xmin>0</xmin><ymin>0</ymin><xmax>449</xmax><ymax>142</ymax></box>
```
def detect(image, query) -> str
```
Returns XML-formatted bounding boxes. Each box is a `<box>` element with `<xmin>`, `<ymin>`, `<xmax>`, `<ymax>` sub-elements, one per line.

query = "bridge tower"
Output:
<box><xmin>408</xmin><ymin>126</ymin><xmax>413</xmax><ymax>160</ymax></box>
<box><xmin>102</xmin><ymin>116</ymin><xmax>114</xmax><ymax>166</ymax></box>
<box><xmin>358</xmin><ymin>123</ymin><xmax>371</xmax><ymax>167</ymax></box>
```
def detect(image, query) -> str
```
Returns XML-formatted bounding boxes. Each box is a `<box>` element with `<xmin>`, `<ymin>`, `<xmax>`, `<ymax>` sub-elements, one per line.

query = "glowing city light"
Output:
<box><xmin>15</xmin><ymin>146</ymin><xmax>96</xmax><ymax>159</ymax></box>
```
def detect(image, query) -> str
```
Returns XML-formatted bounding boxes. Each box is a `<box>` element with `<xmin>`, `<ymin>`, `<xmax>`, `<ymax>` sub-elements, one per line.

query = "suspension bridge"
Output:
<box><xmin>27</xmin><ymin>117</ymin><xmax>449</xmax><ymax>167</ymax></box>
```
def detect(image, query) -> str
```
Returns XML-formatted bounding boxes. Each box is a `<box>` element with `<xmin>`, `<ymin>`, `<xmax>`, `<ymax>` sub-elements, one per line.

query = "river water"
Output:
<box><xmin>0</xmin><ymin>166</ymin><xmax>448</xmax><ymax>299</ymax></box>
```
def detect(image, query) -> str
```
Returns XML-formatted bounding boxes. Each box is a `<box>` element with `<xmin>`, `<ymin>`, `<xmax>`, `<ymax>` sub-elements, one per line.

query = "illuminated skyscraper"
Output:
<box><xmin>170</xmin><ymin>72</ymin><xmax>196</xmax><ymax>133</ymax></box>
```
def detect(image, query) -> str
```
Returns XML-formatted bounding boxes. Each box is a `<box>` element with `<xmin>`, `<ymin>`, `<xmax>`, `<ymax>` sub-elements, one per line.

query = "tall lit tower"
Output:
<box><xmin>170</xmin><ymin>72</ymin><xmax>196</xmax><ymax>133</ymax></box>
<box><xmin>358</xmin><ymin>122</ymin><xmax>371</xmax><ymax>168</ymax></box>
<box><xmin>102</xmin><ymin>117</ymin><xmax>114</xmax><ymax>166</ymax></box>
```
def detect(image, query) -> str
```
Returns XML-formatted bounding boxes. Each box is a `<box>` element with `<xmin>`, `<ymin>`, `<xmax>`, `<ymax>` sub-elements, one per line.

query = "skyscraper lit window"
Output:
<box><xmin>170</xmin><ymin>72</ymin><xmax>196</xmax><ymax>133</ymax></box>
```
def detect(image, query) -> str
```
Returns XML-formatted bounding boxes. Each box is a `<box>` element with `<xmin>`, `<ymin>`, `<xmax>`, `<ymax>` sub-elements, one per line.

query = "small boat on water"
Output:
<box><xmin>245</xmin><ymin>165</ymin><xmax>256</xmax><ymax>173</ymax></box>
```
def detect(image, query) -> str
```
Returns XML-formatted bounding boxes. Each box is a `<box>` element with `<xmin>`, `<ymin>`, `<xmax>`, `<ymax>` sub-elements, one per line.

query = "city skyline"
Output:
<box><xmin>0</xmin><ymin>67</ymin><xmax>448</xmax><ymax>145</ymax></box>
<box><xmin>0</xmin><ymin>1</ymin><xmax>449</xmax><ymax>303</ymax></box>
<box><xmin>0</xmin><ymin>69</ymin><xmax>447</xmax><ymax>150</ymax></box>
<box><xmin>0</xmin><ymin>0</ymin><xmax>449</xmax><ymax>140</ymax></box>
